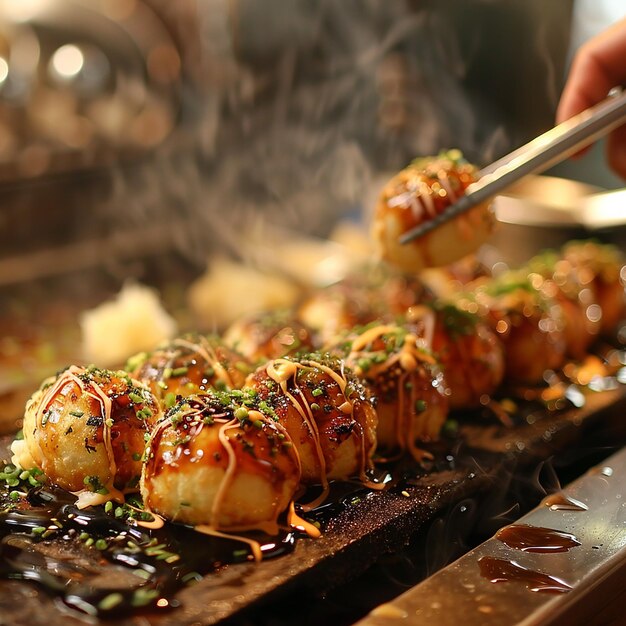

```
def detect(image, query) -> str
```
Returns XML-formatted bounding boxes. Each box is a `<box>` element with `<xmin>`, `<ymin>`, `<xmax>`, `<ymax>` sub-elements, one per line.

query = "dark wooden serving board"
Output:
<box><xmin>1</xmin><ymin>386</ymin><xmax>625</xmax><ymax>626</ymax></box>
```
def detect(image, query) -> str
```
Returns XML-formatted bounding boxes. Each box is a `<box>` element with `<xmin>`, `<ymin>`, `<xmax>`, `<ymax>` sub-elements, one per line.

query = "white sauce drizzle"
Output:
<box><xmin>195</xmin><ymin>525</ymin><xmax>263</xmax><ymax>562</ymax></box>
<box><xmin>173</xmin><ymin>336</ymin><xmax>236</xmax><ymax>389</ymax></box>
<box><xmin>212</xmin><ymin>419</ymin><xmax>244</xmax><ymax>524</ymax></box>
<box><xmin>287</xmin><ymin>501</ymin><xmax>321</xmax><ymax>538</ymax></box>
<box><xmin>438</xmin><ymin>169</ymin><xmax>457</xmax><ymax>202</ymax></box>
<box><xmin>347</xmin><ymin>326</ymin><xmax>438</xmax><ymax>463</ymax></box>
<box><xmin>386</xmin><ymin>158</ymin><xmax>477</xmax><ymax>237</ymax></box>
<box><xmin>32</xmin><ymin>366</ymin><xmax>125</xmax><ymax>507</ymax></box>
<box><xmin>266</xmin><ymin>357</ymin><xmax>376</xmax><ymax>509</ymax></box>
<box><xmin>144</xmin><ymin>398</ymin><xmax>302</xmax><ymax>559</ymax></box>
<box><xmin>267</xmin><ymin>359</ymin><xmax>330</xmax><ymax>510</ymax></box>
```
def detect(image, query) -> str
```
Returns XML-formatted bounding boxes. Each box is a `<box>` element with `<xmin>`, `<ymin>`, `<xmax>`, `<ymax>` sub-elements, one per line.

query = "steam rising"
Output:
<box><xmin>109</xmin><ymin>0</ymin><xmax>571</xmax><ymax>269</ymax></box>
<box><xmin>0</xmin><ymin>2</ymin><xmax>570</xmax><ymax>288</ymax></box>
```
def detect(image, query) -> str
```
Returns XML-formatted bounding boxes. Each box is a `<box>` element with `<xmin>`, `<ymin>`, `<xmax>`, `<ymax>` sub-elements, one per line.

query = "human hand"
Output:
<box><xmin>557</xmin><ymin>17</ymin><xmax>626</xmax><ymax>179</ymax></box>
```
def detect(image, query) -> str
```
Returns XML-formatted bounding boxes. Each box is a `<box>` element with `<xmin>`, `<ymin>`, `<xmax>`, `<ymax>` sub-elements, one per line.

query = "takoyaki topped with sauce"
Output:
<box><xmin>372</xmin><ymin>150</ymin><xmax>495</xmax><ymax>272</ymax></box>
<box><xmin>410</xmin><ymin>301</ymin><xmax>505</xmax><ymax>410</ymax></box>
<box><xmin>13</xmin><ymin>365</ymin><xmax>162</xmax><ymax>507</ymax></box>
<box><xmin>328</xmin><ymin>322</ymin><xmax>448</xmax><ymax>462</ymax></box>
<box><xmin>464</xmin><ymin>272</ymin><xmax>566</xmax><ymax>385</ymax></box>
<box><xmin>224</xmin><ymin>311</ymin><xmax>315</xmax><ymax>364</ymax></box>
<box><xmin>141</xmin><ymin>391</ymin><xmax>301</xmax><ymax>533</ymax></box>
<box><xmin>245</xmin><ymin>353</ymin><xmax>378</xmax><ymax>507</ymax></box>
<box><xmin>127</xmin><ymin>333</ymin><xmax>252</xmax><ymax>408</ymax></box>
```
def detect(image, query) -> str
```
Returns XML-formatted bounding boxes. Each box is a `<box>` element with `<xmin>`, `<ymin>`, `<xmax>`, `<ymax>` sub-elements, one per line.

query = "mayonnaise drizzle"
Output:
<box><xmin>145</xmin><ymin>399</ymin><xmax>300</xmax><ymax>545</ymax></box>
<box><xmin>267</xmin><ymin>359</ymin><xmax>329</xmax><ymax>510</ymax></box>
<box><xmin>388</xmin><ymin>158</ymin><xmax>476</xmax><ymax>230</ymax></box>
<box><xmin>347</xmin><ymin>326</ymin><xmax>437</xmax><ymax>463</ymax></box>
<box><xmin>173</xmin><ymin>336</ymin><xmax>235</xmax><ymax>389</ymax></box>
<box><xmin>212</xmin><ymin>419</ymin><xmax>243</xmax><ymax>524</ymax></box>
<box><xmin>350</xmin><ymin>324</ymin><xmax>399</xmax><ymax>353</ymax></box>
<box><xmin>287</xmin><ymin>501</ymin><xmax>321</xmax><ymax>538</ymax></box>
<box><xmin>265</xmin><ymin>357</ymin><xmax>376</xmax><ymax>510</ymax></box>
<box><xmin>195</xmin><ymin>525</ymin><xmax>263</xmax><ymax>562</ymax></box>
<box><xmin>438</xmin><ymin>169</ymin><xmax>458</xmax><ymax>202</ymax></box>
<box><xmin>33</xmin><ymin>365</ymin><xmax>125</xmax><ymax>507</ymax></box>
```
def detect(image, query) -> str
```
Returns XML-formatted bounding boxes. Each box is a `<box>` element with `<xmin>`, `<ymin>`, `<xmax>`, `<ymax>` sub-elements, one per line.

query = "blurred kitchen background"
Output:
<box><xmin>1</xmin><ymin>0</ymin><xmax>625</xmax><ymax>273</ymax></box>
<box><xmin>0</xmin><ymin>0</ymin><xmax>625</xmax><ymax>390</ymax></box>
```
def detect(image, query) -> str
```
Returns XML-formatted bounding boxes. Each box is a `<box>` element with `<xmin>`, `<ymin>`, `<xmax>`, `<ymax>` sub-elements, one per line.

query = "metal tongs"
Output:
<box><xmin>399</xmin><ymin>89</ymin><xmax>626</xmax><ymax>244</ymax></box>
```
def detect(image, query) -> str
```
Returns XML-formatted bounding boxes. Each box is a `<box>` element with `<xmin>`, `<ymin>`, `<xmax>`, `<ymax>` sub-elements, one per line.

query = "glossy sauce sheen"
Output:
<box><xmin>383</xmin><ymin>158</ymin><xmax>476</xmax><ymax>230</ymax></box>
<box><xmin>478</xmin><ymin>556</ymin><xmax>572</xmax><ymax>593</ymax></box>
<box><xmin>0</xmin><ymin>487</ymin><xmax>296</xmax><ymax>617</ymax></box>
<box><xmin>342</xmin><ymin>323</ymin><xmax>448</xmax><ymax>462</ymax></box>
<box><xmin>495</xmin><ymin>524</ymin><xmax>581</xmax><ymax>553</ymax></box>
<box><xmin>543</xmin><ymin>493</ymin><xmax>588</xmax><ymax>511</ymax></box>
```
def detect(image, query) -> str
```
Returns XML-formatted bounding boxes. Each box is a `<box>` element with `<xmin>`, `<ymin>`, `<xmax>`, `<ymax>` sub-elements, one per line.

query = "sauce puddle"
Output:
<box><xmin>543</xmin><ymin>493</ymin><xmax>588</xmax><ymax>512</ymax></box>
<box><xmin>0</xmin><ymin>473</ymin><xmax>390</xmax><ymax>617</ymax></box>
<box><xmin>478</xmin><ymin>557</ymin><xmax>572</xmax><ymax>593</ymax></box>
<box><xmin>0</xmin><ymin>486</ymin><xmax>297</xmax><ymax>616</ymax></box>
<box><xmin>496</xmin><ymin>524</ymin><xmax>581</xmax><ymax>553</ymax></box>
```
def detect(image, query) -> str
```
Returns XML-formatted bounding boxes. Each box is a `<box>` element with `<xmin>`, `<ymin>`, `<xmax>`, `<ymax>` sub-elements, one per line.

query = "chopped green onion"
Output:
<box><xmin>98</xmin><ymin>593</ymin><xmax>124</xmax><ymax>611</ymax></box>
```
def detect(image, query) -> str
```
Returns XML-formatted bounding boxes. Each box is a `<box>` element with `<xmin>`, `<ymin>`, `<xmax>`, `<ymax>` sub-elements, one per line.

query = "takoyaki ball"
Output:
<box><xmin>14</xmin><ymin>365</ymin><xmax>161</xmax><ymax>505</ymax></box>
<box><xmin>467</xmin><ymin>273</ymin><xmax>567</xmax><ymax>385</ymax></box>
<box><xmin>410</xmin><ymin>302</ymin><xmax>505</xmax><ymax>410</ymax></box>
<box><xmin>127</xmin><ymin>333</ymin><xmax>252</xmax><ymax>407</ymax></box>
<box><xmin>421</xmin><ymin>254</ymin><xmax>492</xmax><ymax>299</ymax></box>
<box><xmin>245</xmin><ymin>354</ymin><xmax>378</xmax><ymax>492</ymax></box>
<box><xmin>562</xmin><ymin>240</ymin><xmax>625</xmax><ymax>336</ymax></box>
<box><xmin>298</xmin><ymin>287</ymin><xmax>371</xmax><ymax>347</ymax></box>
<box><xmin>141</xmin><ymin>392</ymin><xmax>300</xmax><ymax>533</ymax></box>
<box><xmin>377</xmin><ymin>266</ymin><xmax>434</xmax><ymax>315</ymax></box>
<box><xmin>372</xmin><ymin>150</ymin><xmax>495</xmax><ymax>272</ymax></box>
<box><xmin>330</xmin><ymin>323</ymin><xmax>448</xmax><ymax>462</ymax></box>
<box><xmin>298</xmin><ymin>265</ymin><xmax>431</xmax><ymax>345</ymax></box>
<box><xmin>223</xmin><ymin>311</ymin><xmax>314</xmax><ymax>363</ymax></box>
<box><xmin>526</xmin><ymin>250</ymin><xmax>600</xmax><ymax>359</ymax></box>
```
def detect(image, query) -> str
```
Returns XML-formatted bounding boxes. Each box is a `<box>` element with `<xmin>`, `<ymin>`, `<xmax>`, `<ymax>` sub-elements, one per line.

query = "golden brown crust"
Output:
<box><xmin>141</xmin><ymin>392</ymin><xmax>300</xmax><ymax>532</ymax></box>
<box><xmin>20</xmin><ymin>365</ymin><xmax>161</xmax><ymax>499</ymax></box>
<box><xmin>372</xmin><ymin>151</ymin><xmax>495</xmax><ymax>272</ymax></box>
<box><xmin>246</xmin><ymin>354</ymin><xmax>377</xmax><ymax>505</ymax></box>
<box><xmin>128</xmin><ymin>333</ymin><xmax>252</xmax><ymax>405</ymax></box>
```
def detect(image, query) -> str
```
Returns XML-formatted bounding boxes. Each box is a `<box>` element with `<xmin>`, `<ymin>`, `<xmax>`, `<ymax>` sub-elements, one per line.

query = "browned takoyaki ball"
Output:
<box><xmin>411</xmin><ymin>303</ymin><xmax>505</xmax><ymax>410</ymax></box>
<box><xmin>15</xmin><ymin>365</ymin><xmax>161</xmax><ymax>505</ymax></box>
<box><xmin>561</xmin><ymin>240</ymin><xmax>625</xmax><ymax>336</ymax></box>
<box><xmin>298</xmin><ymin>265</ymin><xmax>431</xmax><ymax>345</ymax></box>
<box><xmin>224</xmin><ymin>311</ymin><xmax>314</xmax><ymax>363</ymax></box>
<box><xmin>465</xmin><ymin>273</ymin><xmax>567</xmax><ymax>385</ymax></box>
<box><xmin>372</xmin><ymin>150</ymin><xmax>495</xmax><ymax>272</ymax></box>
<box><xmin>526</xmin><ymin>250</ymin><xmax>601</xmax><ymax>359</ymax></box>
<box><xmin>298</xmin><ymin>287</ymin><xmax>377</xmax><ymax>347</ymax></box>
<box><xmin>328</xmin><ymin>323</ymin><xmax>448</xmax><ymax>462</ymax></box>
<box><xmin>127</xmin><ymin>333</ymin><xmax>252</xmax><ymax>408</ymax></box>
<box><xmin>141</xmin><ymin>391</ymin><xmax>300</xmax><ymax>532</ymax></box>
<box><xmin>245</xmin><ymin>354</ymin><xmax>377</xmax><ymax>502</ymax></box>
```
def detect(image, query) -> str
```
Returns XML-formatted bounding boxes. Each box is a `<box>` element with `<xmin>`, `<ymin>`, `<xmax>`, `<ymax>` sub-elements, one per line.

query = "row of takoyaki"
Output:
<box><xmin>12</xmin><ymin>350</ymin><xmax>377</xmax><ymax>535</ymax></box>
<box><xmin>11</xmin><ymin>238</ymin><xmax>625</xmax><ymax>539</ymax></box>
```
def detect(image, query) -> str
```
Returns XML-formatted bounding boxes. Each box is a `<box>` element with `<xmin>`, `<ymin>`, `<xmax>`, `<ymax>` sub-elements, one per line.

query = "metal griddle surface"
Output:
<box><xmin>357</xmin><ymin>445</ymin><xmax>626</xmax><ymax>626</ymax></box>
